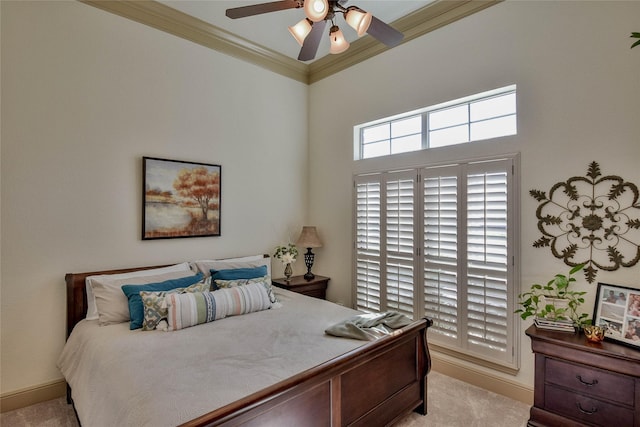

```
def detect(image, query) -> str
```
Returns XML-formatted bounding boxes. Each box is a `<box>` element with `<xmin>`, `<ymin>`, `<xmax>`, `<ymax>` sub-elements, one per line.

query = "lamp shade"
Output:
<box><xmin>345</xmin><ymin>8</ymin><xmax>372</xmax><ymax>37</ymax></box>
<box><xmin>329</xmin><ymin>26</ymin><xmax>350</xmax><ymax>54</ymax></box>
<box><xmin>296</xmin><ymin>226</ymin><xmax>322</xmax><ymax>248</ymax></box>
<box><xmin>304</xmin><ymin>0</ymin><xmax>329</xmax><ymax>22</ymax></box>
<box><xmin>288</xmin><ymin>18</ymin><xmax>312</xmax><ymax>46</ymax></box>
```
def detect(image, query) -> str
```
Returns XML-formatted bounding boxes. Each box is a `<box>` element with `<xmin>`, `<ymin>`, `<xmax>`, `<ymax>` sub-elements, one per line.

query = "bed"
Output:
<box><xmin>60</xmin><ymin>256</ymin><xmax>432</xmax><ymax>426</ymax></box>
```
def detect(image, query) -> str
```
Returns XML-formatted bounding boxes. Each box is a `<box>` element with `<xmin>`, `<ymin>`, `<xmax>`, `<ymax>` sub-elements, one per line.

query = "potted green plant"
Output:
<box><xmin>516</xmin><ymin>264</ymin><xmax>589</xmax><ymax>328</ymax></box>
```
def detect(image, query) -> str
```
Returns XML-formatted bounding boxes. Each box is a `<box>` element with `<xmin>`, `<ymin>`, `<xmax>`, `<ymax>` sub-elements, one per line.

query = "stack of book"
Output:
<box><xmin>534</xmin><ymin>317</ymin><xmax>576</xmax><ymax>332</ymax></box>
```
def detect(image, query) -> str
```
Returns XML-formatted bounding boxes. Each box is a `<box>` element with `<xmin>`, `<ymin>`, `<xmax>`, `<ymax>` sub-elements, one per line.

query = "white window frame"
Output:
<box><xmin>353</xmin><ymin>154</ymin><xmax>520</xmax><ymax>372</ymax></box>
<box><xmin>354</xmin><ymin>85</ymin><xmax>517</xmax><ymax>160</ymax></box>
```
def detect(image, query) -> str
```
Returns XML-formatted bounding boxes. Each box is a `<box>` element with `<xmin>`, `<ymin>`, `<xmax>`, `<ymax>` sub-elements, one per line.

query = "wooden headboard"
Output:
<box><xmin>65</xmin><ymin>264</ymin><xmax>170</xmax><ymax>338</ymax></box>
<box><xmin>64</xmin><ymin>254</ymin><xmax>271</xmax><ymax>338</ymax></box>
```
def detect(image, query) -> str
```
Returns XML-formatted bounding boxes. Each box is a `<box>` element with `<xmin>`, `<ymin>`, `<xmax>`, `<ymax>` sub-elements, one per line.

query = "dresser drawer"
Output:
<box><xmin>545</xmin><ymin>384</ymin><xmax>635</xmax><ymax>426</ymax></box>
<box><xmin>546</xmin><ymin>358</ymin><xmax>635</xmax><ymax>406</ymax></box>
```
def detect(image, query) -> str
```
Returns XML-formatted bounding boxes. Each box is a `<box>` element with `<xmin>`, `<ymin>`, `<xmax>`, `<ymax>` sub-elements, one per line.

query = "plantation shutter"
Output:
<box><xmin>385</xmin><ymin>172</ymin><xmax>416</xmax><ymax>317</ymax></box>
<box><xmin>421</xmin><ymin>159</ymin><xmax>514</xmax><ymax>363</ymax></box>
<box><xmin>355</xmin><ymin>172</ymin><xmax>416</xmax><ymax>316</ymax></box>
<box><xmin>465</xmin><ymin>160</ymin><xmax>511</xmax><ymax>360</ymax></box>
<box><xmin>354</xmin><ymin>156</ymin><xmax>516</xmax><ymax>368</ymax></box>
<box><xmin>422</xmin><ymin>166</ymin><xmax>460</xmax><ymax>346</ymax></box>
<box><xmin>355</xmin><ymin>176</ymin><xmax>382</xmax><ymax>312</ymax></box>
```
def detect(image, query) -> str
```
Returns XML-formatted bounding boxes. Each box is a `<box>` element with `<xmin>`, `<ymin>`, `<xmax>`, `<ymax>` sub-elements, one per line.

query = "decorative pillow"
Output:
<box><xmin>89</xmin><ymin>265</ymin><xmax>193</xmax><ymax>325</ymax></box>
<box><xmin>213</xmin><ymin>275</ymin><xmax>278</xmax><ymax>305</ymax></box>
<box><xmin>165</xmin><ymin>282</ymin><xmax>272</xmax><ymax>331</ymax></box>
<box><xmin>190</xmin><ymin>255</ymin><xmax>271</xmax><ymax>278</ymax></box>
<box><xmin>139</xmin><ymin>277</ymin><xmax>212</xmax><ymax>331</ymax></box>
<box><xmin>210</xmin><ymin>265</ymin><xmax>268</xmax><ymax>283</ymax></box>
<box><xmin>121</xmin><ymin>273</ymin><xmax>205</xmax><ymax>330</ymax></box>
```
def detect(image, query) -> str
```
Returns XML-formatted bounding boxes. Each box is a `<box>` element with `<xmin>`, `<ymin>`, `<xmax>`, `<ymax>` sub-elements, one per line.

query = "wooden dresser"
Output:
<box><xmin>526</xmin><ymin>325</ymin><xmax>640</xmax><ymax>426</ymax></box>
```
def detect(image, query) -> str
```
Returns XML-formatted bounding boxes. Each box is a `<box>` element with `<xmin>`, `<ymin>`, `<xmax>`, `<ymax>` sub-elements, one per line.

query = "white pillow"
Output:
<box><xmin>85</xmin><ymin>262</ymin><xmax>192</xmax><ymax>321</ymax></box>
<box><xmin>190</xmin><ymin>255</ymin><xmax>271</xmax><ymax>278</ymax></box>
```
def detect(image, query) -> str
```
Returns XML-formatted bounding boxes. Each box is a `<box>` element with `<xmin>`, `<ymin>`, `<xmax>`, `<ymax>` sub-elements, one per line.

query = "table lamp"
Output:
<box><xmin>296</xmin><ymin>226</ymin><xmax>323</xmax><ymax>281</ymax></box>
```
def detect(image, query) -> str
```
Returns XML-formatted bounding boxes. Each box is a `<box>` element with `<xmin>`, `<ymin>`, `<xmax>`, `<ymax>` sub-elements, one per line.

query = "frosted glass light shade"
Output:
<box><xmin>329</xmin><ymin>26</ymin><xmax>349</xmax><ymax>54</ymax></box>
<box><xmin>304</xmin><ymin>0</ymin><xmax>328</xmax><ymax>22</ymax></box>
<box><xmin>345</xmin><ymin>8</ymin><xmax>372</xmax><ymax>37</ymax></box>
<box><xmin>288</xmin><ymin>18</ymin><xmax>312</xmax><ymax>45</ymax></box>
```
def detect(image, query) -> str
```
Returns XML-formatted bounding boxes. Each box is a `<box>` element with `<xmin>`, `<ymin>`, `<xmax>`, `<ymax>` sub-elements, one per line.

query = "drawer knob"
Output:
<box><xmin>576</xmin><ymin>402</ymin><xmax>598</xmax><ymax>415</ymax></box>
<box><xmin>576</xmin><ymin>375</ymin><xmax>598</xmax><ymax>387</ymax></box>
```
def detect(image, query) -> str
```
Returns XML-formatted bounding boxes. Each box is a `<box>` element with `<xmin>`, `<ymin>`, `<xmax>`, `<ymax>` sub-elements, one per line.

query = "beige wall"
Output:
<box><xmin>1</xmin><ymin>1</ymin><xmax>308</xmax><ymax>395</ymax></box>
<box><xmin>309</xmin><ymin>0</ymin><xmax>640</xmax><ymax>390</ymax></box>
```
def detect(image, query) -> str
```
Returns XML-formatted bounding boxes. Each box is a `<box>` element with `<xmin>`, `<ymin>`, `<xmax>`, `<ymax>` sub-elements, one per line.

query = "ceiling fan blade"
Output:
<box><xmin>298</xmin><ymin>20</ymin><xmax>327</xmax><ymax>61</ymax></box>
<box><xmin>226</xmin><ymin>0</ymin><xmax>301</xmax><ymax>19</ymax></box>
<box><xmin>366</xmin><ymin>16</ymin><xmax>404</xmax><ymax>48</ymax></box>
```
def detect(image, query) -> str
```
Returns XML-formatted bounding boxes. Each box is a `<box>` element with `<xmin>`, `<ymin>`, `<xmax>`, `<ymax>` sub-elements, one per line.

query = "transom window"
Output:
<box><xmin>355</xmin><ymin>86</ymin><xmax>517</xmax><ymax>160</ymax></box>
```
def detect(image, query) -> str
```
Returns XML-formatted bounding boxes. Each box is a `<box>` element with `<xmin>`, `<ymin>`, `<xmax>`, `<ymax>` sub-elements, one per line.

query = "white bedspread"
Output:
<box><xmin>57</xmin><ymin>289</ymin><xmax>365</xmax><ymax>427</ymax></box>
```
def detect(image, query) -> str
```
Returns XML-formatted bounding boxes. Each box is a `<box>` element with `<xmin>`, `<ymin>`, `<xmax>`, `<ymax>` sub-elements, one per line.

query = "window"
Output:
<box><xmin>355</xmin><ymin>86</ymin><xmax>516</xmax><ymax>160</ymax></box>
<box><xmin>354</xmin><ymin>157</ymin><xmax>518</xmax><ymax>369</ymax></box>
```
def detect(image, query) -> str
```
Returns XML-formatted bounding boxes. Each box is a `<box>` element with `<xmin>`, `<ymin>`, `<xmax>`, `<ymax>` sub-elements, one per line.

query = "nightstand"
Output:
<box><xmin>272</xmin><ymin>275</ymin><xmax>330</xmax><ymax>300</ymax></box>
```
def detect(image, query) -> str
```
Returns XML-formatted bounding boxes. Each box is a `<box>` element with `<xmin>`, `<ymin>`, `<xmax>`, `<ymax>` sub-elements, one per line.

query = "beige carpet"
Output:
<box><xmin>1</xmin><ymin>371</ymin><xmax>530</xmax><ymax>426</ymax></box>
<box><xmin>395</xmin><ymin>371</ymin><xmax>530</xmax><ymax>427</ymax></box>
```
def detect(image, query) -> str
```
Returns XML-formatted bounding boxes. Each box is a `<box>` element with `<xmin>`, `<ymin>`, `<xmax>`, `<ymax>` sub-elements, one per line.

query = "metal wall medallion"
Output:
<box><xmin>530</xmin><ymin>161</ymin><xmax>640</xmax><ymax>283</ymax></box>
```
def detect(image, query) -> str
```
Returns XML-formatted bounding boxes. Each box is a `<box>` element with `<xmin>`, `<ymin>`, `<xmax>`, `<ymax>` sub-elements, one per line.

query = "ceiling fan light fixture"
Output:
<box><xmin>345</xmin><ymin>8</ymin><xmax>372</xmax><ymax>37</ymax></box>
<box><xmin>224</xmin><ymin>0</ymin><xmax>404</xmax><ymax>62</ymax></box>
<box><xmin>288</xmin><ymin>18</ymin><xmax>313</xmax><ymax>46</ymax></box>
<box><xmin>304</xmin><ymin>0</ymin><xmax>329</xmax><ymax>22</ymax></box>
<box><xmin>329</xmin><ymin>25</ymin><xmax>349</xmax><ymax>54</ymax></box>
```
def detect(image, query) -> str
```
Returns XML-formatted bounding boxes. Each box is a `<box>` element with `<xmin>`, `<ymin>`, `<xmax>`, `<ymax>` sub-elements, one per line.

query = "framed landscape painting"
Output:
<box><xmin>593</xmin><ymin>282</ymin><xmax>640</xmax><ymax>349</ymax></box>
<box><xmin>142</xmin><ymin>157</ymin><xmax>221</xmax><ymax>239</ymax></box>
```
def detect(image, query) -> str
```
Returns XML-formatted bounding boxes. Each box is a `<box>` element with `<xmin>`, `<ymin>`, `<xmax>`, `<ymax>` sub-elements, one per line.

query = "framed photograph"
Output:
<box><xmin>142</xmin><ymin>157</ymin><xmax>221</xmax><ymax>240</ymax></box>
<box><xmin>593</xmin><ymin>282</ymin><xmax>640</xmax><ymax>348</ymax></box>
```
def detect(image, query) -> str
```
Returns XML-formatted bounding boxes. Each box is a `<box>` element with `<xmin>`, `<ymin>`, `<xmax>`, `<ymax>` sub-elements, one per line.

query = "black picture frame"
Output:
<box><xmin>593</xmin><ymin>282</ymin><xmax>640</xmax><ymax>349</ymax></box>
<box><xmin>142</xmin><ymin>157</ymin><xmax>221</xmax><ymax>240</ymax></box>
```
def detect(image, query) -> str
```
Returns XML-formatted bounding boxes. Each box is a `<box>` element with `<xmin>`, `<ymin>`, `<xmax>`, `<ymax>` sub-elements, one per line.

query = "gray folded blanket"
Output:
<box><xmin>325</xmin><ymin>311</ymin><xmax>413</xmax><ymax>341</ymax></box>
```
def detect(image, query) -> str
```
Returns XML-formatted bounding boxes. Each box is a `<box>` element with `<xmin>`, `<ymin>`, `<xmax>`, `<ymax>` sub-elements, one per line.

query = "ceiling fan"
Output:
<box><xmin>225</xmin><ymin>0</ymin><xmax>404</xmax><ymax>61</ymax></box>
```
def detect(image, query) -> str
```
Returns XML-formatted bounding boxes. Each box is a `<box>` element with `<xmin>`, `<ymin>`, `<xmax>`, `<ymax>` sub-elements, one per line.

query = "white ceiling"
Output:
<box><xmin>158</xmin><ymin>1</ymin><xmax>433</xmax><ymax>62</ymax></box>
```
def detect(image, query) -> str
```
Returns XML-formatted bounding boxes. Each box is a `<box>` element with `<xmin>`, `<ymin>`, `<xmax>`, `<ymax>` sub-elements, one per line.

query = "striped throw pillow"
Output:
<box><xmin>165</xmin><ymin>281</ymin><xmax>272</xmax><ymax>331</ymax></box>
<box><xmin>213</xmin><ymin>275</ymin><xmax>279</xmax><ymax>304</ymax></box>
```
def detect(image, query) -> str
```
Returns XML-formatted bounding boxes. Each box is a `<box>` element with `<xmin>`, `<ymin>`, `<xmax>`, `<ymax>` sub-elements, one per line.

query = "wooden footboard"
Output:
<box><xmin>181</xmin><ymin>318</ymin><xmax>432</xmax><ymax>427</ymax></box>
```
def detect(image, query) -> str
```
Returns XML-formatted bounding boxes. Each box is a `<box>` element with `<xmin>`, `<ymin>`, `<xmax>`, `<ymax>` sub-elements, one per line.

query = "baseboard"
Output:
<box><xmin>431</xmin><ymin>353</ymin><xmax>534</xmax><ymax>405</ymax></box>
<box><xmin>0</xmin><ymin>379</ymin><xmax>67</xmax><ymax>413</ymax></box>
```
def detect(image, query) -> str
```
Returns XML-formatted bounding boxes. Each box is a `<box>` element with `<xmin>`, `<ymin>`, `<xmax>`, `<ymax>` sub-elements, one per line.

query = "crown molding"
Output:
<box><xmin>80</xmin><ymin>0</ymin><xmax>310</xmax><ymax>83</ymax></box>
<box><xmin>80</xmin><ymin>0</ymin><xmax>502</xmax><ymax>85</ymax></box>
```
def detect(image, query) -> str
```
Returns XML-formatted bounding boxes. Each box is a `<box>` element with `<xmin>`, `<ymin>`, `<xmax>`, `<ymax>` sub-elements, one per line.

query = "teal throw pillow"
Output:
<box><xmin>210</xmin><ymin>265</ymin><xmax>268</xmax><ymax>288</ymax></box>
